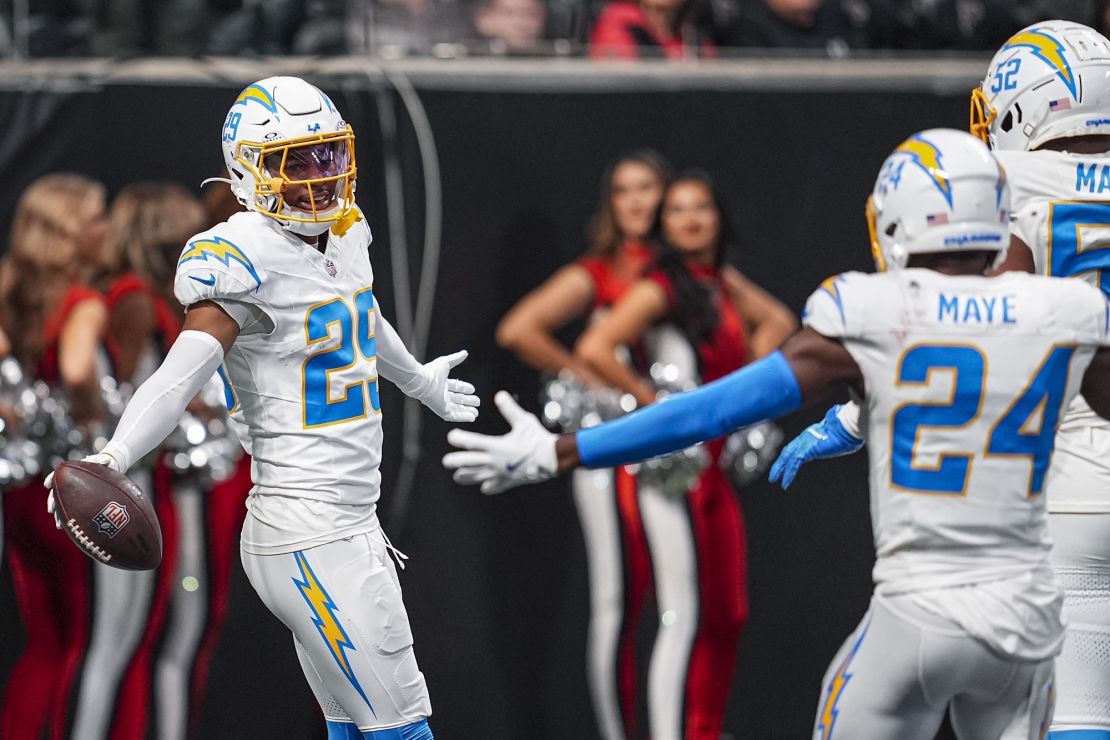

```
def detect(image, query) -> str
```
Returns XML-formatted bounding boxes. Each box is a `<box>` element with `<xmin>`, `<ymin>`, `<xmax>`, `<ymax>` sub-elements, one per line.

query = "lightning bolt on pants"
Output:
<box><xmin>812</xmin><ymin>595</ymin><xmax>1055</xmax><ymax>740</ymax></box>
<box><xmin>242</xmin><ymin>531</ymin><xmax>432</xmax><ymax>732</ymax></box>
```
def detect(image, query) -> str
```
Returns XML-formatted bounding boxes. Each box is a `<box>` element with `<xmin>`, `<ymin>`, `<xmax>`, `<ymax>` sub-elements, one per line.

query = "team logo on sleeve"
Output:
<box><xmin>1001</xmin><ymin>29</ymin><xmax>1078</xmax><ymax>100</ymax></box>
<box><xmin>179</xmin><ymin>237</ymin><xmax>262</xmax><ymax>289</ymax></box>
<box><xmin>93</xmin><ymin>501</ymin><xmax>130</xmax><ymax>539</ymax></box>
<box><xmin>895</xmin><ymin>134</ymin><xmax>953</xmax><ymax>207</ymax></box>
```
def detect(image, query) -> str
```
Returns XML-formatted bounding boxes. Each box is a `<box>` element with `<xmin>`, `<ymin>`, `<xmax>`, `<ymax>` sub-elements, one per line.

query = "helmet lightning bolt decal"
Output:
<box><xmin>178</xmin><ymin>236</ymin><xmax>262</xmax><ymax>289</ymax></box>
<box><xmin>233</xmin><ymin>83</ymin><xmax>279</xmax><ymax>113</ymax></box>
<box><xmin>292</xmin><ymin>551</ymin><xmax>375</xmax><ymax>714</ymax></box>
<box><xmin>1002</xmin><ymin>29</ymin><xmax>1078</xmax><ymax>100</ymax></box>
<box><xmin>816</xmin><ymin>615</ymin><xmax>871</xmax><ymax>740</ymax></box>
<box><xmin>895</xmin><ymin>134</ymin><xmax>953</xmax><ymax>208</ymax></box>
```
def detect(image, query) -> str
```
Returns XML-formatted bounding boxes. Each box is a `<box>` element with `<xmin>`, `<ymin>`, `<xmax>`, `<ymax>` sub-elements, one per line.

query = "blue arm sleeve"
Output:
<box><xmin>576</xmin><ymin>350</ymin><xmax>803</xmax><ymax>469</ymax></box>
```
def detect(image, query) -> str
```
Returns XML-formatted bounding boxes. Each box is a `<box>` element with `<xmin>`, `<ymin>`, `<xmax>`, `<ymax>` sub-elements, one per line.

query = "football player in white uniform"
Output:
<box><xmin>46</xmin><ymin>76</ymin><xmax>480</xmax><ymax>739</ymax></box>
<box><xmin>771</xmin><ymin>21</ymin><xmax>1110</xmax><ymax>738</ymax></box>
<box><xmin>444</xmin><ymin>129</ymin><xmax>1110</xmax><ymax>739</ymax></box>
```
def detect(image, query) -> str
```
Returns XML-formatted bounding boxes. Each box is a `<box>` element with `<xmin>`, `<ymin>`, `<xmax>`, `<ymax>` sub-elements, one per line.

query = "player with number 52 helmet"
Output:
<box><xmin>971</xmin><ymin>20</ymin><xmax>1110</xmax><ymax>152</ymax></box>
<box><xmin>970</xmin><ymin>21</ymin><xmax>1110</xmax><ymax>738</ymax></box>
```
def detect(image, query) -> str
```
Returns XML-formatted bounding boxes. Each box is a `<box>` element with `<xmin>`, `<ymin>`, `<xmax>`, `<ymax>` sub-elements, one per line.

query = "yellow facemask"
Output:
<box><xmin>234</xmin><ymin>127</ymin><xmax>359</xmax><ymax>231</ymax></box>
<box><xmin>969</xmin><ymin>87</ymin><xmax>996</xmax><ymax>146</ymax></box>
<box><xmin>865</xmin><ymin>195</ymin><xmax>888</xmax><ymax>272</ymax></box>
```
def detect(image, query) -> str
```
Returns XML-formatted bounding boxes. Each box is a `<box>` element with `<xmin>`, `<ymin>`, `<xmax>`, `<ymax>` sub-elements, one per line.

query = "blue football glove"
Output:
<box><xmin>768</xmin><ymin>404</ymin><xmax>863</xmax><ymax>489</ymax></box>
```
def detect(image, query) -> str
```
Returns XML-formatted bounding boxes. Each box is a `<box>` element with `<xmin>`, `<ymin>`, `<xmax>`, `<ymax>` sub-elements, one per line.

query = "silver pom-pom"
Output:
<box><xmin>540</xmin><ymin>371</ymin><xmax>631</xmax><ymax>432</ymax></box>
<box><xmin>627</xmin><ymin>444</ymin><xmax>709</xmax><ymax>499</ymax></box>
<box><xmin>163</xmin><ymin>373</ymin><xmax>242</xmax><ymax>486</ymax></box>
<box><xmin>0</xmin><ymin>357</ymin><xmax>44</xmax><ymax>487</ymax></box>
<box><xmin>629</xmin><ymin>362</ymin><xmax>708</xmax><ymax>496</ymax></box>
<box><xmin>720</xmin><ymin>421</ymin><xmax>784</xmax><ymax>488</ymax></box>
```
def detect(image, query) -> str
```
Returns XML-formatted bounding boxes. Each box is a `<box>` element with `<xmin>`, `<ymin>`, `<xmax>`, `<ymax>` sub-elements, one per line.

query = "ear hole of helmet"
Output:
<box><xmin>1000</xmin><ymin>111</ymin><xmax>1013</xmax><ymax>132</ymax></box>
<box><xmin>885</xmin><ymin>222</ymin><xmax>897</xmax><ymax>237</ymax></box>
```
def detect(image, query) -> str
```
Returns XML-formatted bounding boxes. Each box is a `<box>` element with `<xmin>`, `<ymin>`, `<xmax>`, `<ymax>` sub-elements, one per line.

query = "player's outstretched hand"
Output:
<box><xmin>443</xmin><ymin>391</ymin><xmax>557</xmax><ymax>494</ymax></box>
<box><xmin>417</xmin><ymin>350</ymin><xmax>480</xmax><ymax>423</ymax></box>
<box><xmin>45</xmin><ymin>453</ymin><xmax>120</xmax><ymax>529</ymax></box>
<box><xmin>768</xmin><ymin>404</ymin><xmax>863</xmax><ymax>489</ymax></box>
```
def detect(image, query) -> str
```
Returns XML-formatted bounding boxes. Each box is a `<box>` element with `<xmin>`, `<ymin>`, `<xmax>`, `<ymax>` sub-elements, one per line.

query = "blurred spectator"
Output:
<box><xmin>590</xmin><ymin>0</ymin><xmax>717</xmax><ymax>59</ymax></box>
<box><xmin>13</xmin><ymin>0</ymin><xmax>92</xmax><ymax>56</ymax></box>
<box><xmin>715</xmin><ymin>0</ymin><xmax>864</xmax><ymax>53</ymax></box>
<box><xmin>470</xmin><ymin>0</ymin><xmax>549</xmax><ymax>52</ymax></box>
<box><xmin>5</xmin><ymin>0</ymin><xmax>1103</xmax><ymax>57</ymax></box>
<box><xmin>203</xmin><ymin>0</ymin><xmax>306</xmax><ymax>56</ymax></box>
<box><xmin>347</xmin><ymin>0</ymin><xmax>469</xmax><ymax>56</ymax></box>
<box><xmin>867</xmin><ymin>0</ymin><xmax>1016</xmax><ymax>50</ymax></box>
<box><xmin>861</xmin><ymin>0</ymin><xmax>1098</xmax><ymax>51</ymax></box>
<box><xmin>1012</xmin><ymin>0</ymin><xmax>1098</xmax><ymax>31</ymax></box>
<box><xmin>1097</xmin><ymin>0</ymin><xmax>1110</xmax><ymax>37</ymax></box>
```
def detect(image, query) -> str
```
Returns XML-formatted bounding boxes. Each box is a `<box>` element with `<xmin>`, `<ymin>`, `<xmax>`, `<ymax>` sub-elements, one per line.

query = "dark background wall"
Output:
<box><xmin>0</xmin><ymin>61</ymin><xmax>975</xmax><ymax>739</ymax></box>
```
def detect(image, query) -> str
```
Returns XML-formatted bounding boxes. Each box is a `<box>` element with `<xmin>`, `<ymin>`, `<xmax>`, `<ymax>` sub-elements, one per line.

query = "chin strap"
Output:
<box><xmin>200</xmin><ymin>176</ymin><xmax>234</xmax><ymax>188</ymax></box>
<box><xmin>330</xmin><ymin>207</ymin><xmax>363</xmax><ymax>237</ymax></box>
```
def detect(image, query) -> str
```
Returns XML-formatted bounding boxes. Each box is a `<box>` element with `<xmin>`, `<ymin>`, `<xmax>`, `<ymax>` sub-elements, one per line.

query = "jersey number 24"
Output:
<box><xmin>302</xmin><ymin>288</ymin><xmax>381</xmax><ymax>428</ymax></box>
<box><xmin>891</xmin><ymin>343</ymin><xmax>1076</xmax><ymax>497</ymax></box>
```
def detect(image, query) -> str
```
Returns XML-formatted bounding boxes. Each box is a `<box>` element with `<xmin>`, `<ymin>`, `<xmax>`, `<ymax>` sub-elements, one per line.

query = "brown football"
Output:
<box><xmin>51</xmin><ymin>461</ymin><xmax>162</xmax><ymax>571</ymax></box>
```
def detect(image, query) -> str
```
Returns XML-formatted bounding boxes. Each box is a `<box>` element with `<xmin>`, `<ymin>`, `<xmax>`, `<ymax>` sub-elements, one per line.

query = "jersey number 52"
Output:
<box><xmin>1049</xmin><ymin>201</ymin><xmax>1110</xmax><ymax>299</ymax></box>
<box><xmin>302</xmin><ymin>288</ymin><xmax>381</xmax><ymax>428</ymax></box>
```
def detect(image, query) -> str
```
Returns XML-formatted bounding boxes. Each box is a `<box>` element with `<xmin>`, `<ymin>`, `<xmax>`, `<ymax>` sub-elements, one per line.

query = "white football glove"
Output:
<box><xmin>44</xmin><ymin>453</ymin><xmax>121</xmax><ymax>530</ymax></box>
<box><xmin>400</xmin><ymin>350</ymin><xmax>480</xmax><ymax>423</ymax></box>
<box><xmin>443</xmin><ymin>391</ymin><xmax>557</xmax><ymax>494</ymax></box>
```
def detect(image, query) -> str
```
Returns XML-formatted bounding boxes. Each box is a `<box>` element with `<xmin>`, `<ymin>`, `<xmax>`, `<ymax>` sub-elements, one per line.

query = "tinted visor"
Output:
<box><xmin>263</xmin><ymin>140</ymin><xmax>351</xmax><ymax>182</ymax></box>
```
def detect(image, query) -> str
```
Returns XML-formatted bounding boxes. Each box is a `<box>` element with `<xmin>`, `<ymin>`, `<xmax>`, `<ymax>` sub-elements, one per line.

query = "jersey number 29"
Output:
<box><xmin>302</xmin><ymin>288</ymin><xmax>381</xmax><ymax>428</ymax></box>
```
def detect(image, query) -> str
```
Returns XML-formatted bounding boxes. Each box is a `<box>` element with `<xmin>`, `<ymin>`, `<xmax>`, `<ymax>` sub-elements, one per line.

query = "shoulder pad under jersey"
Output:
<box><xmin>174</xmin><ymin>228</ymin><xmax>265</xmax><ymax>308</ymax></box>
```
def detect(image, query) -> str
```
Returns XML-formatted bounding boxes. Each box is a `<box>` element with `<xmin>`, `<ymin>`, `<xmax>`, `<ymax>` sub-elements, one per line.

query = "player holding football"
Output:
<box><xmin>48</xmin><ymin>77</ymin><xmax>479</xmax><ymax>739</ymax></box>
<box><xmin>771</xmin><ymin>20</ymin><xmax>1110</xmax><ymax>739</ymax></box>
<box><xmin>444</xmin><ymin>128</ymin><xmax>1110</xmax><ymax>738</ymax></box>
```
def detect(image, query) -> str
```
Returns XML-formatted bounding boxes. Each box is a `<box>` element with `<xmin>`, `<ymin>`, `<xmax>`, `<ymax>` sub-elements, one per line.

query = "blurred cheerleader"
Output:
<box><xmin>497</xmin><ymin>150</ymin><xmax>670</xmax><ymax>740</ymax></box>
<box><xmin>576</xmin><ymin>171</ymin><xmax>796</xmax><ymax>740</ymax></box>
<box><xmin>98</xmin><ymin>181</ymin><xmax>249</xmax><ymax>740</ymax></box>
<box><xmin>0</xmin><ymin>173</ymin><xmax>111</xmax><ymax>740</ymax></box>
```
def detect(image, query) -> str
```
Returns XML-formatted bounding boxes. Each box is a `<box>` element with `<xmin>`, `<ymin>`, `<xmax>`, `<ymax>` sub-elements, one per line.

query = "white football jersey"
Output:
<box><xmin>175</xmin><ymin>208</ymin><xmax>385</xmax><ymax>553</ymax></box>
<box><xmin>996</xmin><ymin>148</ymin><xmax>1110</xmax><ymax>512</ymax></box>
<box><xmin>805</xmin><ymin>269</ymin><xmax>1110</xmax><ymax>658</ymax></box>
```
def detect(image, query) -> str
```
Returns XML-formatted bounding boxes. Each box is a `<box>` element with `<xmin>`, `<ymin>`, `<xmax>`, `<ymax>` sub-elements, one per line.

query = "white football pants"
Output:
<box><xmin>813</xmin><ymin>593</ymin><xmax>1055</xmax><ymax>740</ymax></box>
<box><xmin>1047</xmin><ymin>512</ymin><xmax>1110</xmax><ymax>733</ymax></box>
<box><xmin>242</xmin><ymin>531</ymin><xmax>432</xmax><ymax>732</ymax></box>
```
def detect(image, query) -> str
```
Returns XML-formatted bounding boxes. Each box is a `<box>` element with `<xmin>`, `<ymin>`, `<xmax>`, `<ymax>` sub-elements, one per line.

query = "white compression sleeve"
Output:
<box><xmin>836</xmin><ymin>401</ymin><xmax>863</xmax><ymax>439</ymax></box>
<box><xmin>100</xmin><ymin>330</ymin><xmax>225</xmax><ymax>473</ymax></box>
<box><xmin>372</xmin><ymin>298</ymin><xmax>428</xmax><ymax>396</ymax></box>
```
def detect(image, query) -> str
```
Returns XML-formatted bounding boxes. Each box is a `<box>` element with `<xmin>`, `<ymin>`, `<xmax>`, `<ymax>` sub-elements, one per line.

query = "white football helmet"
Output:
<box><xmin>220</xmin><ymin>76</ymin><xmax>359</xmax><ymax>237</ymax></box>
<box><xmin>867</xmin><ymin>129</ymin><xmax>1010</xmax><ymax>271</ymax></box>
<box><xmin>971</xmin><ymin>20</ymin><xmax>1110</xmax><ymax>151</ymax></box>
